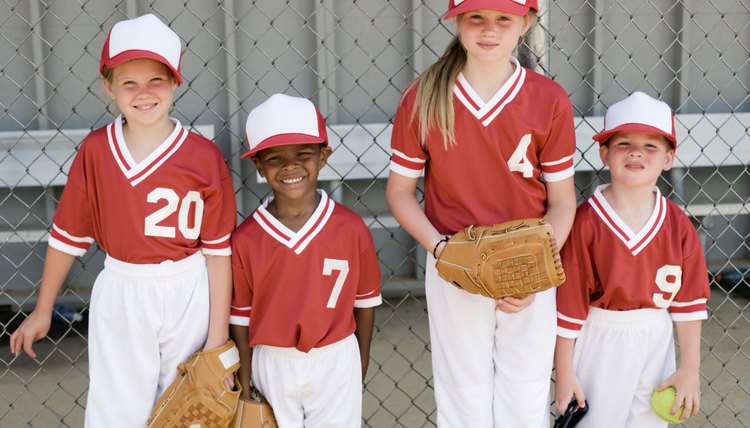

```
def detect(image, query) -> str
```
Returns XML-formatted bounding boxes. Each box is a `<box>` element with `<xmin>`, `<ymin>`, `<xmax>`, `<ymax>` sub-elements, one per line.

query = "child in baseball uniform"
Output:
<box><xmin>9</xmin><ymin>14</ymin><xmax>236</xmax><ymax>427</ymax></box>
<box><xmin>554</xmin><ymin>91</ymin><xmax>710</xmax><ymax>427</ymax></box>
<box><xmin>386</xmin><ymin>0</ymin><xmax>577</xmax><ymax>426</ymax></box>
<box><xmin>229</xmin><ymin>93</ymin><xmax>382</xmax><ymax>428</ymax></box>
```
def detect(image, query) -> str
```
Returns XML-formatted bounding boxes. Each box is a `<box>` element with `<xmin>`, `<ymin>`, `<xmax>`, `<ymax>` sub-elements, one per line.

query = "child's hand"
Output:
<box><xmin>555</xmin><ymin>370</ymin><xmax>586</xmax><ymax>415</ymax></box>
<box><xmin>9</xmin><ymin>309</ymin><xmax>52</xmax><ymax>359</ymax></box>
<box><xmin>496</xmin><ymin>293</ymin><xmax>535</xmax><ymax>313</ymax></box>
<box><xmin>656</xmin><ymin>369</ymin><xmax>701</xmax><ymax>421</ymax></box>
<box><xmin>223</xmin><ymin>374</ymin><xmax>235</xmax><ymax>391</ymax></box>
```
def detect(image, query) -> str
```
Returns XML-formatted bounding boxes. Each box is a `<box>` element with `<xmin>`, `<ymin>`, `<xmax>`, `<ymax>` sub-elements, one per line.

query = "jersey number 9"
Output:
<box><xmin>652</xmin><ymin>264</ymin><xmax>682</xmax><ymax>308</ymax></box>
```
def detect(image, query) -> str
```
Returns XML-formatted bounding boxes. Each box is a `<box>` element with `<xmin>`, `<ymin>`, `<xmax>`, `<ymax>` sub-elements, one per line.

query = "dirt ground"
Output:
<box><xmin>1</xmin><ymin>287</ymin><xmax>748</xmax><ymax>427</ymax></box>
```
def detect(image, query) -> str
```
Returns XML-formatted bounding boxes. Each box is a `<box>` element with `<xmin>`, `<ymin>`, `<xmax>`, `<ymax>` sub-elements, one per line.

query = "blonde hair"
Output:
<box><xmin>411</xmin><ymin>12</ymin><xmax>538</xmax><ymax>149</ymax></box>
<box><xmin>101</xmin><ymin>65</ymin><xmax>115</xmax><ymax>84</ymax></box>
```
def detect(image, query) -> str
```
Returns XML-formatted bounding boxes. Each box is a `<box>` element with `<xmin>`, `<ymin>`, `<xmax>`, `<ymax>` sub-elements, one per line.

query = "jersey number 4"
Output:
<box><xmin>145</xmin><ymin>188</ymin><xmax>204</xmax><ymax>239</ymax></box>
<box><xmin>323</xmin><ymin>258</ymin><xmax>349</xmax><ymax>309</ymax></box>
<box><xmin>507</xmin><ymin>133</ymin><xmax>534</xmax><ymax>177</ymax></box>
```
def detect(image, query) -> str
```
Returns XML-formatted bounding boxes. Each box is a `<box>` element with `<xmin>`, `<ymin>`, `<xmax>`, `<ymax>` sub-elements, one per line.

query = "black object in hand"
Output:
<box><xmin>554</xmin><ymin>399</ymin><xmax>589</xmax><ymax>428</ymax></box>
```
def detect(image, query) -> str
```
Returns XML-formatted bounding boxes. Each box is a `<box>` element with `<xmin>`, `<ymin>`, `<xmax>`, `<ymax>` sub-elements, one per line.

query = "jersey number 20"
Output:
<box><xmin>145</xmin><ymin>188</ymin><xmax>204</xmax><ymax>239</ymax></box>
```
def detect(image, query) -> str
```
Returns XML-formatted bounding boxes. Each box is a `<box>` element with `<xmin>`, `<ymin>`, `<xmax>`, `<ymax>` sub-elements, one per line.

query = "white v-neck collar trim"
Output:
<box><xmin>588</xmin><ymin>184</ymin><xmax>668</xmax><ymax>256</ymax></box>
<box><xmin>107</xmin><ymin>115</ymin><xmax>188</xmax><ymax>187</ymax></box>
<box><xmin>453</xmin><ymin>57</ymin><xmax>526</xmax><ymax>127</ymax></box>
<box><xmin>253</xmin><ymin>189</ymin><xmax>335</xmax><ymax>254</ymax></box>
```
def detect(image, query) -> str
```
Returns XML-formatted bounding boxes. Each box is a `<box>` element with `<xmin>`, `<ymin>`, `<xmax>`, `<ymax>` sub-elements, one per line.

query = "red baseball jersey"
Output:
<box><xmin>389</xmin><ymin>59</ymin><xmax>576</xmax><ymax>234</ymax></box>
<box><xmin>556</xmin><ymin>186</ymin><xmax>710</xmax><ymax>339</ymax></box>
<box><xmin>229</xmin><ymin>191</ymin><xmax>382</xmax><ymax>352</ymax></box>
<box><xmin>49</xmin><ymin>116</ymin><xmax>236</xmax><ymax>263</ymax></box>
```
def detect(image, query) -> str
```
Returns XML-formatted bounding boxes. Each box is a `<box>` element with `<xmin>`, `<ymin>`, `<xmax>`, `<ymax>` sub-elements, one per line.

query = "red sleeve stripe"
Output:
<box><xmin>203</xmin><ymin>233</ymin><xmax>231</xmax><ymax>245</ymax></box>
<box><xmin>48</xmin><ymin>237</ymin><xmax>88</xmax><ymax>257</ymax></box>
<box><xmin>50</xmin><ymin>224</ymin><xmax>94</xmax><ymax>247</ymax></box>
<box><xmin>669</xmin><ymin>303</ymin><xmax>707</xmax><ymax>314</ymax></box>
<box><xmin>202</xmin><ymin>234</ymin><xmax>231</xmax><ymax>250</ymax></box>
<box><xmin>391</xmin><ymin>149</ymin><xmax>425</xmax><ymax>170</ymax></box>
<box><xmin>557</xmin><ymin>311</ymin><xmax>585</xmax><ymax>325</ymax></box>
<box><xmin>390</xmin><ymin>161</ymin><xmax>423</xmax><ymax>179</ymax></box>
<box><xmin>356</xmin><ymin>289</ymin><xmax>381</xmax><ymax>299</ymax></box>
<box><xmin>541</xmin><ymin>155</ymin><xmax>574</xmax><ymax>173</ymax></box>
<box><xmin>557</xmin><ymin>317</ymin><xmax>584</xmax><ymax>332</ymax></box>
<box><xmin>230</xmin><ymin>306</ymin><xmax>251</xmax><ymax>317</ymax></box>
<box><xmin>202</xmin><ymin>242</ymin><xmax>230</xmax><ymax>250</ymax></box>
<box><xmin>670</xmin><ymin>298</ymin><xmax>708</xmax><ymax>307</ymax></box>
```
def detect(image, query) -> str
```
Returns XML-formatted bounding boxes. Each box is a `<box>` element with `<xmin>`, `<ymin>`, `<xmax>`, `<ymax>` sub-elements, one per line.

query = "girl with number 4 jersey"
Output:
<box><xmin>387</xmin><ymin>0</ymin><xmax>578</xmax><ymax>426</ymax></box>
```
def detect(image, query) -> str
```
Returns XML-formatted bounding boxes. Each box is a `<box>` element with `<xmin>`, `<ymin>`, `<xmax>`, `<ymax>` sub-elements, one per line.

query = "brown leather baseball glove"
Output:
<box><xmin>230</xmin><ymin>384</ymin><xmax>278</xmax><ymax>428</ymax></box>
<box><xmin>435</xmin><ymin>218</ymin><xmax>565</xmax><ymax>299</ymax></box>
<box><xmin>147</xmin><ymin>340</ymin><xmax>241</xmax><ymax>428</ymax></box>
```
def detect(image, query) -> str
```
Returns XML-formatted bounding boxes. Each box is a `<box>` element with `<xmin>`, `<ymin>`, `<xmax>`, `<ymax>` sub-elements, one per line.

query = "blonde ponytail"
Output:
<box><xmin>411</xmin><ymin>36</ymin><xmax>466</xmax><ymax>150</ymax></box>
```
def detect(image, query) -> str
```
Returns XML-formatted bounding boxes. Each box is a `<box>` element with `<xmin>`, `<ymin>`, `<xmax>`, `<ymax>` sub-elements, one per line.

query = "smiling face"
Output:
<box><xmin>102</xmin><ymin>58</ymin><xmax>177</xmax><ymax>129</ymax></box>
<box><xmin>253</xmin><ymin>143</ymin><xmax>331</xmax><ymax>202</ymax></box>
<box><xmin>600</xmin><ymin>131</ymin><xmax>675</xmax><ymax>189</ymax></box>
<box><xmin>454</xmin><ymin>9</ymin><xmax>531</xmax><ymax>66</ymax></box>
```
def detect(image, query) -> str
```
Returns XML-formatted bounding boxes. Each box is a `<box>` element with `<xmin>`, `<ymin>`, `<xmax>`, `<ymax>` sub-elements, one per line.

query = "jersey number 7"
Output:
<box><xmin>323</xmin><ymin>258</ymin><xmax>349</xmax><ymax>309</ymax></box>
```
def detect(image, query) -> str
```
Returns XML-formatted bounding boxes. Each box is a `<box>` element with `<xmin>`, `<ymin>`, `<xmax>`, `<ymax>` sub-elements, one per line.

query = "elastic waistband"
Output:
<box><xmin>588</xmin><ymin>307</ymin><xmax>669</xmax><ymax>327</ymax></box>
<box><xmin>257</xmin><ymin>334</ymin><xmax>355</xmax><ymax>358</ymax></box>
<box><xmin>103</xmin><ymin>251</ymin><xmax>206</xmax><ymax>280</ymax></box>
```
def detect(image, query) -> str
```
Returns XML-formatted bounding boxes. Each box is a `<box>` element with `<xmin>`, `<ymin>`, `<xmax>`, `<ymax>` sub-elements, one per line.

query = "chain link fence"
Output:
<box><xmin>0</xmin><ymin>0</ymin><xmax>748</xmax><ymax>426</ymax></box>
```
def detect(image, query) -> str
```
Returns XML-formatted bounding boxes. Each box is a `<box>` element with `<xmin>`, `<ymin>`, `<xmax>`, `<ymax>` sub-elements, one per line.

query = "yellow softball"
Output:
<box><xmin>650</xmin><ymin>386</ymin><xmax>684</xmax><ymax>424</ymax></box>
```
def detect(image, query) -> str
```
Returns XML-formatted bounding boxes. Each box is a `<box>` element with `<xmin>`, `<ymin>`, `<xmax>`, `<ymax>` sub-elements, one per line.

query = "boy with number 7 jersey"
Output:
<box><xmin>229</xmin><ymin>94</ymin><xmax>382</xmax><ymax>428</ymax></box>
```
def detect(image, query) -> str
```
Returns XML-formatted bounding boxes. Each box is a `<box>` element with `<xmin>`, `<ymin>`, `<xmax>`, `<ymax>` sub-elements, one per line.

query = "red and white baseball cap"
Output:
<box><xmin>100</xmin><ymin>14</ymin><xmax>183</xmax><ymax>85</ymax></box>
<box><xmin>242</xmin><ymin>94</ymin><xmax>328</xmax><ymax>158</ymax></box>
<box><xmin>444</xmin><ymin>0</ymin><xmax>539</xmax><ymax>19</ymax></box>
<box><xmin>593</xmin><ymin>91</ymin><xmax>677</xmax><ymax>148</ymax></box>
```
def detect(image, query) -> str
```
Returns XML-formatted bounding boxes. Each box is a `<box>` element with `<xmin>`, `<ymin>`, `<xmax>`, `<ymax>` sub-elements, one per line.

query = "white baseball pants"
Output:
<box><xmin>425</xmin><ymin>254</ymin><xmax>557</xmax><ymax>428</ymax></box>
<box><xmin>85</xmin><ymin>251</ymin><xmax>210</xmax><ymax>427</ymax></box>
<box><xmin>252</xmin><ymin>334</ymin><xmax>362</xmax><ymax>428</ymax></box>
<box><xmin>573</xmin><ymin>307</ymin><xmax>673</xmax><ymax>428</ymax></box>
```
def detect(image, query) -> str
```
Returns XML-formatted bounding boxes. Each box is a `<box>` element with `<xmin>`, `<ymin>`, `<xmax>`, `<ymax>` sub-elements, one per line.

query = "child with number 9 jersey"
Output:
<box><xmin>9</xmin><ymin>14</ymin><xmax>237</xmax><ymax>427</ymax></box>
<box><xmin>229</xmin><ymin>94</ymin><xmax>382</xmax><ymax>428</ymax></box>
<box><xmin>554</xmin><ymin>92</ymin><xmax>711</xmax><ymax>427</ymax></box>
